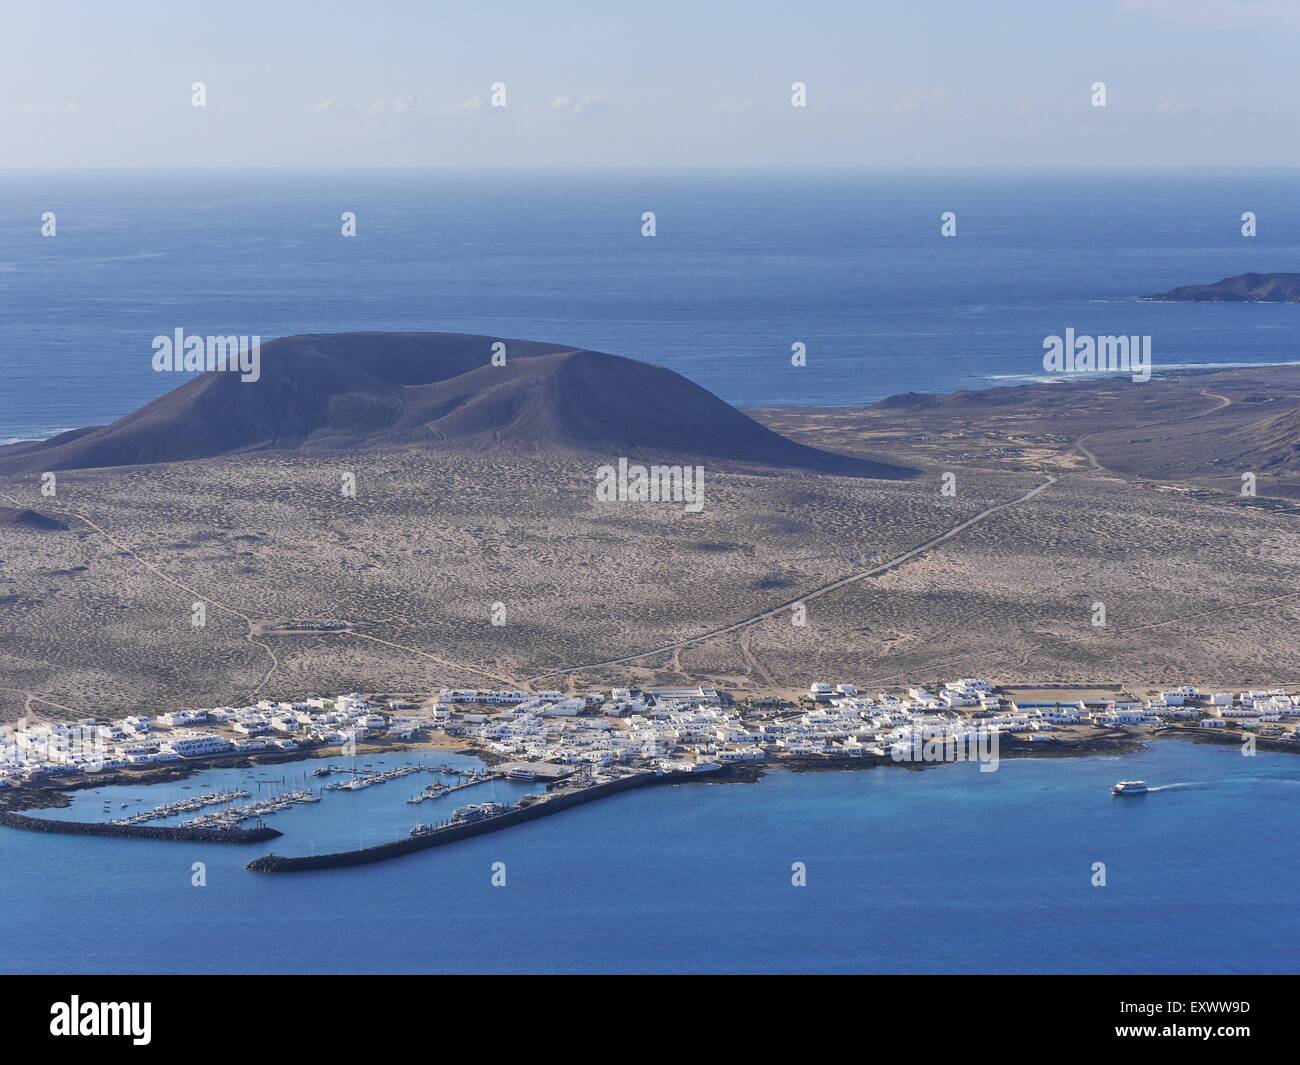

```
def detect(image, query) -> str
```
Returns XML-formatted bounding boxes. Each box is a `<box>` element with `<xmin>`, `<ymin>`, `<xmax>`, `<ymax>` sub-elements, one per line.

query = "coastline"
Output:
<box><xmin>10</xmin><ymin>359</ymin><xmax>1300</xmax><ymax>444</ymax></box>
<box><xmin>0</xmin><ymin>735</ymin><xmax>474</xmax><ymax>814</ymax></box>
<box><xmin>2</xmin><ymin>721</ymin><xmax>1273</xmax><ymax>873</ymax></box>
<box><xmin>242</xmin><ymin>727</ymin><xmax>1278</xmax><ymax>873</ymax></box>
<box><xmin>3</xmin><ymin>718</ymin><xmax>1289</xmax><ymax>819</ymax></box>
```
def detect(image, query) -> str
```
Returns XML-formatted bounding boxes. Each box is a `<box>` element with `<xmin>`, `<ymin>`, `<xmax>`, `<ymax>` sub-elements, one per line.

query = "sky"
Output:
<box><xmin>4</xmin><ymin>0</ymin><xmax>1300</xmax><ymax>168</ymax></box>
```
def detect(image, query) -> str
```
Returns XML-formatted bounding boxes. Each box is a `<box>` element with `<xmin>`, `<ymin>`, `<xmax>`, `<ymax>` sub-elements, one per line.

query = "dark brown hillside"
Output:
<box><xmin>0</xmin><ymin>332</ymin><xmax>914</xmax><ymax>479</ymax></box>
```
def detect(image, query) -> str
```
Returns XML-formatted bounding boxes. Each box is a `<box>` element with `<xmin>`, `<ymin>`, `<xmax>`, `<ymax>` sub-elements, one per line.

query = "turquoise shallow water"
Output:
<box><xmin>2</xmin><ymin>739</ymin><xmax>1296</xmax><ymax>974</ymax></box>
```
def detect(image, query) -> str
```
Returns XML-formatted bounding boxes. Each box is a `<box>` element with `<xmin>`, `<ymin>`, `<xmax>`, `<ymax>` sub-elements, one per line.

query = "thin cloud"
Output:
<box><xmin>890</xmin><ymin>88</ymin><xmax>948</xmax><ymax>116</ymax></box>
<box><xmin>549</xmin><ymin>95</ymin><xmax>606</xmax><ymax>114</ymax></box>
<box><xmin>14</xmin><ymin>101</ymin><xmax>78</xmax><ymax>114</ymax></box>
<box><xmin>368</xmin><ymin>94</ymin><xmax>419</xmax><ymax>115</ymax></box>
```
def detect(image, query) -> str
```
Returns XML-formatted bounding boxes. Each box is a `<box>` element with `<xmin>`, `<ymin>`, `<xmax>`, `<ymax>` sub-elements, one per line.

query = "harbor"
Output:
<box><xmin>248</xmin><ymin>769</ymin><xmax>675</xmax><ymax>872</ymax></box>
<box><xmin>407</xmin><ymin>769</ymin><xmax>501</xmax><ymax>804</ymax></box>
<box><xmin>185</xmin><ymin>790</ymin><xmax>319</xmax><ymax>829</ymax></box>
<box><xmin>2</xmin><ymin>747</ymin><xmax>544</xmax><ymax>860</ymax></box>
<box><xmin>321</xmin><ymin>764</ymin><xmax>430</xmax><ymax>792</ymax></box>
<box><xmin>113</xmin><ymin>788</ymin><xmax>251</xmax><ymax>826</ymax></box>
<box><xmin>3</xmin><ymin>679</ymin><xmax>1298</xmax><ymax>878</ymax></box>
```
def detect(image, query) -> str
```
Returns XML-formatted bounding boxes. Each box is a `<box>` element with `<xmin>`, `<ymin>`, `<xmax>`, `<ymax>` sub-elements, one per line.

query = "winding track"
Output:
<box><xmin>1</xmin><ymin>488</ymin><xmax>282</xmax><ymax>701</ymax></box>
<box><xmin>1</xmin><ymin>487</ymin><xmax>519</xmax><ymax>696</ymax></box>
<box><xmin>528</xmin><ymin>474</ymin><xmax>1059</xmax><ymax>683</ymax></box>
<box><xmin>1073</xmin><ymin>388</ymin><xmax>1233</xmax><ymax>473</ymax></box>
<box><xmin>5</xmin><ymin>471</ymin><xmax>1061</xmax><ymax>696</ymax></box>
<box><xmin>341</xmin><ymin>630</ymin><xmax>520</xmax><ymax>687</ymax></box>
<box><xmin>0</xmin><ymin>378</ymin><xmax>1272</xmax><ymax>705</ymax></box>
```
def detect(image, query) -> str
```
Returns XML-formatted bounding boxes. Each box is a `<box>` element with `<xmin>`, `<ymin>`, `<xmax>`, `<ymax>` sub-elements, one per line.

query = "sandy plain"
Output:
<box><xmin>2</xmin><ymin>366</ymin><xmax>1299</xmax><ymax>721</ymax></box>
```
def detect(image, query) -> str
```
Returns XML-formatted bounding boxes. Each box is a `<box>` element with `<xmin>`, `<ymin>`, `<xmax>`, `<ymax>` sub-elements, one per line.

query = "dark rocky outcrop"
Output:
<box><xmin>0</xmin><ymin>507</ymin><xmax>69</xmax><ymax>532</ymax></box>
<box><xmin>1145</xmin><ymin>272</ymin><xmax>1300</xmax><ymax>303</ymax></box>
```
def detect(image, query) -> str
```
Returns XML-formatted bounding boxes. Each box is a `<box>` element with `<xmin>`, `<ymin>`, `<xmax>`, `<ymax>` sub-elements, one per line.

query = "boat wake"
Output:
<box><xmin>1151</xmin><ymin>776</ymin><xmax>1300</xmax><ymax>793</ymax></box>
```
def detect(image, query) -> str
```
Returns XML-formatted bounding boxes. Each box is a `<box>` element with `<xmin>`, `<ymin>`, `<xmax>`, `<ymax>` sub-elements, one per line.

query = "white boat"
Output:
<box><xmin>450</xmin><ymin>801</ymin><xmax>507</xmax><ymax>824</ymax></box>
<box><xmin>506</xmin><ymin>768</ymin><xmax>537</xmax><ymax>781</ymax></box>
<box><xmin>1112</xmin><ymin>780</ymin><xmax>1149</xmax><ymax>795</ymax></box>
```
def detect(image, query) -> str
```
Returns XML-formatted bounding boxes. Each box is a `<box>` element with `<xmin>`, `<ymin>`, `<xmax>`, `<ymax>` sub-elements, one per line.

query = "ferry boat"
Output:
<box><xmin>450</xmin><ymin>801</ymin><xmax>507</xmax><ymax>825</ymax></box>
<box><xmin>506</xmin><ymin>768</ymin><xmax>537</xmax><ymax>781</ymax></box>
<box><xmin>1112</xmin><ymin>780</ymin><xmax>1149</xmax><ymax>795</ymax></box>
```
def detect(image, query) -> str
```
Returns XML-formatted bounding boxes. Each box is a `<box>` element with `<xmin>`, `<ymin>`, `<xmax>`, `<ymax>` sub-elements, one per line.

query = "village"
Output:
<box><xmin>3</xmin><ymin>678</ymin><xmax>1299</xmax><ymax>792</ymax></box>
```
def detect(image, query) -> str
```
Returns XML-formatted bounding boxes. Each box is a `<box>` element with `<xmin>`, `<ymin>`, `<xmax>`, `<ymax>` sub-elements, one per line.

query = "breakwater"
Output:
<box><xmin>248</xmin><ymin>770</ymin><xmax>675</xmax><ymax>872</ymax></box>
<box><xmin>0</xmin><ymin>809</ymin><xmax>282</xmax><ymax>844</ymax></box>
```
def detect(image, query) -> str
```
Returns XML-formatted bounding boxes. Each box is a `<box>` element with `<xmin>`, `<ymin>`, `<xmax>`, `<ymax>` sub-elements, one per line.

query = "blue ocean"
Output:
<box><xmin>3</xmin><ymin>168</ymin><xmax>1300</xmax><ymax>441</ymax></box>
<box><xmin>2</xmin><ymin>741</ymin><xmax>1297</xmax><ymax>974</ymax></box>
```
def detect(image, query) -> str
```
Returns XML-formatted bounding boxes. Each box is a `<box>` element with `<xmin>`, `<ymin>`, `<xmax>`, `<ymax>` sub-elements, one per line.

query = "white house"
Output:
<box><xmin>165</xmin><ymin>734</ymin><xmax>234</xmax><ymax>758</ymax></box>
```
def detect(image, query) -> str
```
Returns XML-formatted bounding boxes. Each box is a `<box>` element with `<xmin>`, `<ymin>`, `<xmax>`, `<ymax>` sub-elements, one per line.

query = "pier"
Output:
<box><xmin>248</xmin><ymin>770</ymin><xmax>676</xmax><ymax>872</ymax></box>
<box><xmin>406</xmin><ymin>771</ymin><xmax>501</xmax><ymax>804</ymax></box>
<box><xmin>113</xmin><ymin>788</ymin><xmax>251</xmax><ymax>826</ymax></box>
<box><xmin>185</xmin><ymin>790</ymin><xmax>318</xmax><ymax>828</ymax></box>
<box><xmin>321</xmin><ymin>764</ymin><xmax>434</xmax><ymax>792</ymax></box>
<box><xmin>0</xmin><ymin>809</ymin><xmax>281</xmax><ymax>844</ymax></box>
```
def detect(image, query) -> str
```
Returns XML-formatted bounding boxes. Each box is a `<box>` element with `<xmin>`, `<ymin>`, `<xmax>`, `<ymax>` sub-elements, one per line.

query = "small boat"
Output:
<box><xmin>1112</xmin><ymin>780</ymin><xmax>1149</xmax><ymax>795</ymax></box>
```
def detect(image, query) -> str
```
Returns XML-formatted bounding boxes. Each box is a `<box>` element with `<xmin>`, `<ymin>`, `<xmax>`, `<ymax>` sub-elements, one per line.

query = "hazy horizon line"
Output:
<box><xmin>6</xmin><ymin>163</ymin><xmax>1300</xmax><ymax>173</ymax></box>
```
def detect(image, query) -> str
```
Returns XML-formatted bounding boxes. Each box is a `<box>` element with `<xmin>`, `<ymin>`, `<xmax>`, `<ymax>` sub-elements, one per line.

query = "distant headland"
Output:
<box><xmin>1144</xmin><ymin>272</ymin><xmax>1300</xmax><ymax>303</ymax></box>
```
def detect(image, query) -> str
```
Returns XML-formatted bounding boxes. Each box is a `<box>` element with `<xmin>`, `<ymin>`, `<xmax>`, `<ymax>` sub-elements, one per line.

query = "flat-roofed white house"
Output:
<box><xmin>158</xmin><ymin>710</ymin><xmax>206</xmax><ymax>727</ymax></box>
<box><xmin>165</xmin><ymin>734</ymin><xmax>234</xmax><ymax>758</ymax></box>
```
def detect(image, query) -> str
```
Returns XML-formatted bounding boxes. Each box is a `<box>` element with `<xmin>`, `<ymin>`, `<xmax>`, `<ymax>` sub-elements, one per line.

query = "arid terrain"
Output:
<box><xmin>3</xmin><ymin>350</ymin><xmax>1300</xmax><ymax>722</ymax></box>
